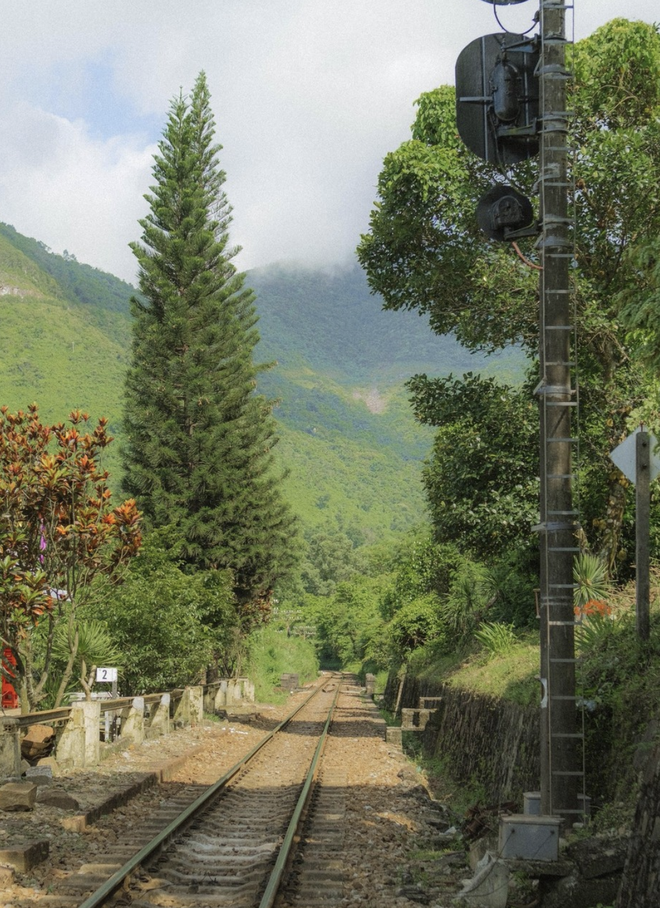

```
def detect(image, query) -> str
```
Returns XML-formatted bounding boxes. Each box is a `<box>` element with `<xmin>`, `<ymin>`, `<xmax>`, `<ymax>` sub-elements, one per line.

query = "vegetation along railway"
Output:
<box><xmin>8</xmin><ymin>674</ymin><xmax>451</xmax><ymax>908</ymax></box>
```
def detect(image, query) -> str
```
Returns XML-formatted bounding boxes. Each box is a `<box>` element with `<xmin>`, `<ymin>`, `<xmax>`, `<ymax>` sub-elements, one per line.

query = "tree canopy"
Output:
<box><xmin>357</xmin><ymin>19</ymin><xmax>660</xmax><ymax>574</ymax></box>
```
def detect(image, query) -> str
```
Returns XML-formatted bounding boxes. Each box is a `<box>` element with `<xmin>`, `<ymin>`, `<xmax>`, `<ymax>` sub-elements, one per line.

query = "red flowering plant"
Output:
<box><xmin>574</xmin><ymin>598</ymin><xmax>613</xmax><ymax>620</ymax></box>
<box><xmin>572</xmin><ymin>553</ymin><xmax>615</xmax><ymax>652</ymax></box>
<box><xmin>0</xmin><ymin>405</ymin><xmax>141</xmax><ymax>710</ymax></box>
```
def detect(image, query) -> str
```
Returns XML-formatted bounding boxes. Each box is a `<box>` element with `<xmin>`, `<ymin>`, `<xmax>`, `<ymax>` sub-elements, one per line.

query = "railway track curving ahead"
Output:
<box><xmin>19</xmin><ymin>673</ymin><xmax>345</xmax><ymax>908</ymax></box>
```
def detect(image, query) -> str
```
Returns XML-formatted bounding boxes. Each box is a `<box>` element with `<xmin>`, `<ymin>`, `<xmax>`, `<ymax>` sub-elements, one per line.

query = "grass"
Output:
<box><xmin>245</xmin><ymin>625</ymin><xmax>319</xmax><ymax>704</ymax></box>
<box><xmin>400</xmin><ymin>633</ymin><xmax>539</xmax><ymax>707</ymax></box>
<box><xmin>445</xmin><ymin>631</ymin><xmax>540</xmax><ymax>706</ymax></box>
<box><xmin>397</xmin><ymin>573</ymin><xmax>660</xmax><ymax>827</ymax></box>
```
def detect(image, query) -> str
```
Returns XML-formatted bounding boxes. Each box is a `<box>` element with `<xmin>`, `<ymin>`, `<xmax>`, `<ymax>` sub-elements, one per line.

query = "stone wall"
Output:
<box><xmin>386</xmin><ymin>674</ymin><xmax>540</xmax><ymax>804</ymax></box>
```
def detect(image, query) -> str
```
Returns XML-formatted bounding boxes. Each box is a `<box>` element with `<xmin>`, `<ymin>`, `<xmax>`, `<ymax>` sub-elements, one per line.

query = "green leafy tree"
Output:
<box><xmin>33</xmin><ymin>616</ymin><xmax>124</xmax><ymax>708</ymax></box>
<box><xmin>386</xmin><ymin>594</ymin><xmax>443</xmax><ymax>659</ymax></box>
<box><xmin>378</xmin><ymin>525</ymin><xmax>460</xmax><ymax>621</ymax></box>
<box><xmin>122</xmin><ymin>72</ymin><xmax>296</xmax><ymax>621</ymax></box>
<box><xmin>357</xmin><ymin>20</ymin><xmax>660</xmax><ymax>575</ymax></box>
<box><xmin>407</xmin><ymin>372</ymin><xmax>539</xmax><ymax>560</ymax></box>
<box><xmin>299</xmin><ymin>524</ymin><xmax>365</xmax><ymax>597</ymax></box>
<box><xmin>307</xmin><ymin>576</ymin><xmax>385</xmax><ymax>669</ymax></box>
<box><xmin>93</xmin><ymin>529</ymin><xmax>237</xmax><ymax>693</ymax></box>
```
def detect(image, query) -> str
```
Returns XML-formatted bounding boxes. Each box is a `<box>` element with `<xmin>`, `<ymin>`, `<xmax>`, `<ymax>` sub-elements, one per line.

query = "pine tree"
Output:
<box><xmin>122</xmin><ymin>72</ymin><xmax>297</xmax><ymax>619</ymax></box>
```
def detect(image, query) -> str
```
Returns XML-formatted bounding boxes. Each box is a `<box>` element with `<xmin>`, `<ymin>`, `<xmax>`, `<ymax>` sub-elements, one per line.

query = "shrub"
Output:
<box><xmin>474</xmin><ymin>622</ymin><xmax>518</xmax><ymax>658</ymax></box>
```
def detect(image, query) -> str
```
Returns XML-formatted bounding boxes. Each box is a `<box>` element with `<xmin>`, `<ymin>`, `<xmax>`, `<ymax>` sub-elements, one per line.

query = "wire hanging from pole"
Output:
<box><xmin>488</xmin><ymin>0</ymin><xmax>538</xmax><ymax>35</ymax></box>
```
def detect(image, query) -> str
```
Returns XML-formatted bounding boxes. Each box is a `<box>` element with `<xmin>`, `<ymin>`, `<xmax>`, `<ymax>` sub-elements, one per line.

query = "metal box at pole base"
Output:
<box><xmin>499</xmin><ymin>815</ymin><xmax>561</xmax><ymax>862</ymax></box>
<box><xmin>523</xmin><ymin>792</ymin><xmax>542</xmax><ymax>816</ymax></box>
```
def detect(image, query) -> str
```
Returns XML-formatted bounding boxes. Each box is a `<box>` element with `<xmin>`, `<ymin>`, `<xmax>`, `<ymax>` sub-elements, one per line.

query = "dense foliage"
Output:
<box><xmin>407</xmin><ymin>371</ymin><xmax>538</xmax><ymax>560</ymax></box>
<box><xmin>122</xmin><ymin>72</ymin><xmax>297</xmax><ymax>620</ymax></box>
<box><xmin>90</xmin><ymin>530</ymin><xmax>237</xmax><ymax>693</ymax></box>
<box><xmin>298</xmin><ymin>525</ymin><xmax>538</xmax><ymax>675</ymax></box>
<box><xmin>357</xmin><ymin>19</ymin><xmax>660</xmax><ymax>576</ymax></box>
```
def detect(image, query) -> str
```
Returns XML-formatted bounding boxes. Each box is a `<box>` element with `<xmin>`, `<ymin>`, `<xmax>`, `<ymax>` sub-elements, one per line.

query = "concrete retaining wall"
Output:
<box><xmin>386</xmin><ymin>675</ymin><xmax>540</xmax><ymax>804</ymax></box>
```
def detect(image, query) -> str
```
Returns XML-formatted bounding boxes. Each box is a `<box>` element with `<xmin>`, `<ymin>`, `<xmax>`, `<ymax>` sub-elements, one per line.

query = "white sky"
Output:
<box><xmin>0</xmin><ymin>1</ymin><xmax>657</xmax><ymax>283</ymax></box>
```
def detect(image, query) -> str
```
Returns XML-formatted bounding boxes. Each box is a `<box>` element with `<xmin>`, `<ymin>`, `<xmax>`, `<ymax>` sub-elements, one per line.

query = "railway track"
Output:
<box><xmin>16</xmin><ymin>674</ymin><xmax>347</xmax><ymax>908</ymax></box>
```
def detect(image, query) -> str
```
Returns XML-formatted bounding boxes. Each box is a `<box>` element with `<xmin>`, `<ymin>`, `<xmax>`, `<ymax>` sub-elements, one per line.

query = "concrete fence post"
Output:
<box><xmin>55</xmin><ymin>701</ymin><xmax>100</xmax><ymax>769</ymax></box>
<box><xmin>226</xmin><ymin>679</ymin><xmax>240</xmax><ymax>706</ymax></box>
<box><xmin>173</xmin><ymin>689</ymin><xmax>190</xmax><ymax>728</ymax></box>
<box><xmin>203</xmin><ymin>685</ymin><xmax>216</xmax><ymax>714</ymax></box>
<box><xmin>146</xmin><ymin>693</ymin><xmax>170</xmax><ymax>738</ymax></box>
<box><xmin>241</xmin><ymin>678</ymin><xmax>255</xmax><ymax>703</ymax></box>
<box><xmin>187</xmin><ymin>686</ymin><xmax>203</xmax><ymax>725</ymax></box>
<box><xmin>0</xmin><ymin>719</ymin><xmax>21</xmax><ymax>778</ymax></box>
<box><xmin>121</xmin><ymin>697</ymin><xmax>145</xmax><ymax>746</ymax></box>
<box><xmin>81</xmin><ymin>700</ymin><xmax>101</xmax><ymax>766</ymax></box>
<box><xmin>214</xmin><ymin>681</ymin><xmax>228</xmax><ymax>711</ymax></box>
<box><xmin>172</xmin><ymin>687</ymin><xmax>204</xmax><ymax>728</ymax></box>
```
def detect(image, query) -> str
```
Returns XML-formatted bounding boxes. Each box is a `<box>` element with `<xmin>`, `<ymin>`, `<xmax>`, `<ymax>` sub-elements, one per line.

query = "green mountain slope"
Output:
<box><xmin>0</xmin><ymin>224</ymin><xmax>522</xmax><ymax>540</ymax></box>
<box><xmin>0</xmin><ymin>228</ymin><xmax>132</xmax><ymax>479</ymax></box>
<box><xmin>250</xmin><ymin>261</ymin><xmax>523</xmax><ymax>535</ymax></box>
<box><xmin>251</xmin><ymin>262</ymin><xmax>489</xmax><ymax>386</ymax></box>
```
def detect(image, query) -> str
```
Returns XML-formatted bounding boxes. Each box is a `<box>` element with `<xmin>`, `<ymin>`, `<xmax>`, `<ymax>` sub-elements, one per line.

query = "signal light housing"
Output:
<box><xmin>476</xmin><ymin>184</ymin><xmax>534</xmax><ymax>241</ymax></box>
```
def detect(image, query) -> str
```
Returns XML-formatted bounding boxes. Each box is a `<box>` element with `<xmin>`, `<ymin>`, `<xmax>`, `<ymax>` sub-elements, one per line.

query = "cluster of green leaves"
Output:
<box><xmin>357</xmin><ymin>84</ymin><xmax>538</xmax><ymax>353</ymax></box>
<box><xmin>574</xmin><ymin>600</ymin><xmax>660</xmax><ymax>806</ymax></box>
<box><xmin>358</xmin><ymin>19</ymin><xmax>660</xmax><ymax>578</ymax></box>
<box><xmin>473</xmin><ymin>622</ymin><xmax>518</xmax><ymax>659</ymax></box>
<box><xmin>408</xmin><ymin>371</ymin><xmax>539</xmax><ymax>560</ymax></box>
<box><xmin>88</xmin><ymin>529</ymin><xmax>236</xmax><ymax>693</ymax></box>
<box><xmin>31</xmin><ymin>616</ymin><xmax>124</xmax><ymax>708</ymax></box>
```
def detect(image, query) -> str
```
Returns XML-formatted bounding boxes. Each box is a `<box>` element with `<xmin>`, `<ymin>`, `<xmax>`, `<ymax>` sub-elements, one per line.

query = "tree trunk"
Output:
<box><xmin>32</xmin><ymin>611</ymin><xmax>57</xmax><ymax>702</ymax></box>
<box><xmin>616</xmin><ymin>743</ymin><xmax>660</xmax><ymax>907</ymax></box>
<box><xmin>53</xmin><ymin>623</ymin><xmax>79</xmax><ymax>708</ymax></box>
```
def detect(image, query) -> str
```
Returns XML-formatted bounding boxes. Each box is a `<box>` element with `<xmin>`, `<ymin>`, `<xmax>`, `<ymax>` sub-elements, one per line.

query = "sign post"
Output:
<box><xmin>637</xmin><ymin>432</ymin><xmax>651</xmax><ymax>641</ymax></box>
<box><xmin>609</xmin><ymin>427</ymin><xmax>660</xmax><ymax>641</ymax></box>
<box><xmin>96</xmin><ymin>666</ymin><xmax>119</xmax><ymax>698</ymax></box>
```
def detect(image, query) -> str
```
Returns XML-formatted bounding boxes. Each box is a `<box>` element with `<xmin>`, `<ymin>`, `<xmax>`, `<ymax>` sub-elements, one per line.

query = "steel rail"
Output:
<box><xmin>75</xmin><ymin>675</ymin><xmax>335</xmax><ymax>908</ymax></box>
<box><xmin>258</xmin><ymin>680</ymin><xmax>341</xmax><ymax>908</ymax></box>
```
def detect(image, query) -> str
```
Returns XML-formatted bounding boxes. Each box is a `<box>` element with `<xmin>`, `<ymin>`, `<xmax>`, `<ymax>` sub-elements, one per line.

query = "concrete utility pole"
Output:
<box><xmin>537</xmin><ymin>0</ymin><xmax>581</xmax><ymax>821</ymax></box>
<box><xmin>461</xmin><ymin>0</ymin><xmax>582</xmax><ymax>822</ymax></box>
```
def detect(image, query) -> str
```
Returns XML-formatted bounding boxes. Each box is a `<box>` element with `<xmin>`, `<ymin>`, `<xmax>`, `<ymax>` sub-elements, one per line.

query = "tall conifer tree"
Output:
<box><xmin>122</xmin><ymin>72</ymin><xmax>296</xmax><ymax>619</ymax></box>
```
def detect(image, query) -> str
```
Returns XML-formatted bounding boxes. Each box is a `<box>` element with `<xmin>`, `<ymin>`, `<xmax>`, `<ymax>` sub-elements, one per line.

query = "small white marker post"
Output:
<box><xmin>96</xmin><ymin>666</ymin><xmax>118</xmax><ymax>698</ymax></box>
<box><xmin>609</xmin><ymin>427</ymin><xmax>660</xmax><ymax>641</ymax></box>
